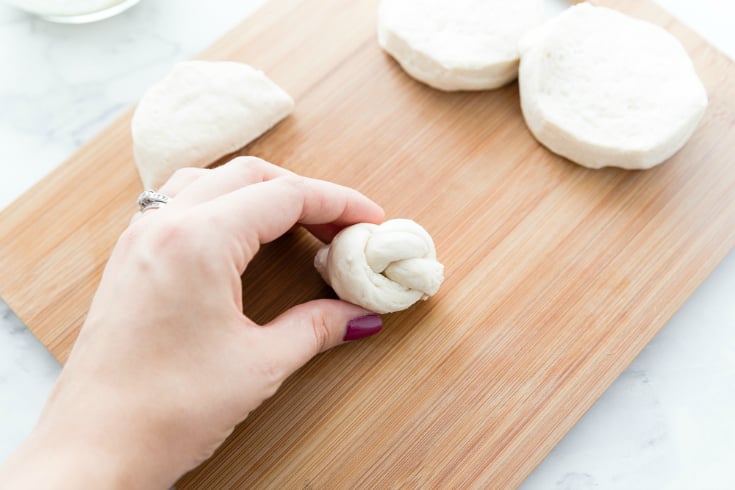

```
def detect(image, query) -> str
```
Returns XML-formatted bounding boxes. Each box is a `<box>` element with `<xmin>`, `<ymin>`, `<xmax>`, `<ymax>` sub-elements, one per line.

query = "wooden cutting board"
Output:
<box><xmin>2</xmin><ymin>0</ymin><xmax>734</xmax><ymax>487</ymax></box>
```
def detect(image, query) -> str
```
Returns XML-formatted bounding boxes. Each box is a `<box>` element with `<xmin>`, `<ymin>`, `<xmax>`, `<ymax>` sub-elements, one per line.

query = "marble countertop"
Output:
<box><xmin>1</xmin><ymin>0</ymin><xmax>733</xmax><ymax>488</ymax></box>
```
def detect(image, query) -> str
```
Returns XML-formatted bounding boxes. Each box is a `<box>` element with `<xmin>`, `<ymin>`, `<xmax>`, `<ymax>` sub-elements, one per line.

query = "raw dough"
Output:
<box><xmin>314</xmin><ymin>219</ymin><xmax>444</xmax><ymax>314</ymax></box>
<box><xmin>518</xmin><ymin>4</ymin><xmax>708</xmax><ymax>169</ymax></box>
<box><xmin>378</xmin><ymin>0</ymin><xmax>543</xmax><ymax>91</ymax></box>
<box><xmin>132</xmin><ymin>61</ymin><xmax>294</xmax><ymax>189</ymax></box>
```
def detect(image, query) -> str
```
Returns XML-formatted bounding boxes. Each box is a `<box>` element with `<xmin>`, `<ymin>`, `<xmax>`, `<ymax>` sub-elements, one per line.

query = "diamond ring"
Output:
<box><xmin>137</xmin><ymin>189</ymin><xmax>170</xmax><ymax>212</ymax></box>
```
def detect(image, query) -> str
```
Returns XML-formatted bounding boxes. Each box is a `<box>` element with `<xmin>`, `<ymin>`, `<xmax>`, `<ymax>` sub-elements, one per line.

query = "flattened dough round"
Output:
<box><xmin>314</xmin><ymin>219</ymin><xmax>444</xmax><ymax>314</ymax></box>
<box><xmin>518</xmin><ymin>4</ymin><xmax>708</xmax><ymax>169</ymax></box>
<box><xmin>132</xmin><ymin>61</ymin><xmax>294</xmax><ymax>189</ymax></box>
<box><xmin>378</xmin><ymin>0</ymin><xmax>543</xmax><ymax>91</ymax></box>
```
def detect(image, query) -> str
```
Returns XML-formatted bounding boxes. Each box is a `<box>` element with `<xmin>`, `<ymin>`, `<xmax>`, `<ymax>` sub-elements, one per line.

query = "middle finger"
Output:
<box><xmin>169</xmin><ymin>157</ymin><xmax>294</xmax><ymax>209</ymax></box>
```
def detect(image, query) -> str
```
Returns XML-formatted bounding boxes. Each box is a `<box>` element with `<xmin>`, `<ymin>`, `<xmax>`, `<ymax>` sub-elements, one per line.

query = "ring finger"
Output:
<box><xmin>130</xmin><ymin>167</ymin><xmax>208</xmax><ymax>223</ymax></box>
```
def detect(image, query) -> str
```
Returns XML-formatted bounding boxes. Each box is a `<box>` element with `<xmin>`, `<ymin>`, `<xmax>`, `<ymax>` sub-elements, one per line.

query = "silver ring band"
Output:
<box><xmin>137</xmin><ymin>189</ymin><xmax>170</xmax><ymax>212</ymax></box>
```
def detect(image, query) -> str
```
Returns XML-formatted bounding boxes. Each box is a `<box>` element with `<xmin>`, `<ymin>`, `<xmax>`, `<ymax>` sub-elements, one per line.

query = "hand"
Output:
<box><xmin>0</xmin><ymin>157</ymin><xmax>385</xmax><ymax>489</ymax></box>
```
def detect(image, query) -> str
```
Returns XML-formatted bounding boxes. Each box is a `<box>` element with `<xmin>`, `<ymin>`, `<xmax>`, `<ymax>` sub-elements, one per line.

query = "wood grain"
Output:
<box><xmin>1</xmin><ymin>0</ymin><xmax>734</xmax><ymax>487</ymax></box>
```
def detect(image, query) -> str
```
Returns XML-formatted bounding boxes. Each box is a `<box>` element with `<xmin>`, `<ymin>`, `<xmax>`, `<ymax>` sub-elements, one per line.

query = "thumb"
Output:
<box><xmin>265</xmin><ymin>299</ymin><xmax>383</xmax><ymax>373</ymax></box>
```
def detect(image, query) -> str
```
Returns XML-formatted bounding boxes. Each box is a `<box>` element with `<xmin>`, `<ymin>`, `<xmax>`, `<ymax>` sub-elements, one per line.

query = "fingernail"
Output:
<box><xmin>344</xmin><ymin>314</ymin><xmax>383</xmax><ymax>341</ymax></box>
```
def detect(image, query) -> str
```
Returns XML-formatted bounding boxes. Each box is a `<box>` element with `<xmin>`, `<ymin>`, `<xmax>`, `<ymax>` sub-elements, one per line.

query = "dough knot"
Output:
<box><xmin>315</xmin><ymin>219</ymin><xmax>444</xmax><ymax>314</ymax></box>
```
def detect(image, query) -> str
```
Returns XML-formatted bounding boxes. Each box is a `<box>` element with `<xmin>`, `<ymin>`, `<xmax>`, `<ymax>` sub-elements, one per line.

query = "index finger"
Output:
<box><xmin>201</xmin><ymin>175</ymin><xmax>384</xmax><ymax>268</ymax></box>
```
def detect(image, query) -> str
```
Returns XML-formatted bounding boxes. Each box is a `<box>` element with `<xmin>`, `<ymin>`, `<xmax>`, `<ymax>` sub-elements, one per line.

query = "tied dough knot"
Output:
<box><xmin>314</xmin><ymin>219</ymin><xmax>444</xmax><ymax>314</ymax></box>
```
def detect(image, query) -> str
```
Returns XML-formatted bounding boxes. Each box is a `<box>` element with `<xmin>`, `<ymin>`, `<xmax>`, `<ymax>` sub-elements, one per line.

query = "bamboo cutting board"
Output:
<box><xmin>1</xmin><ymin>0</ymin><xmax>735</xmax><ymax>487</ymax></box>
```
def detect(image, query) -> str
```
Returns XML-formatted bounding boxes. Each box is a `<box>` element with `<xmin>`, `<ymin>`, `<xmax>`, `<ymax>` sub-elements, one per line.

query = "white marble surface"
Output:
<box><xmin>0</xmin><ymin>0</ymin><xmax>733</xmax><ymax>487</ymax></box>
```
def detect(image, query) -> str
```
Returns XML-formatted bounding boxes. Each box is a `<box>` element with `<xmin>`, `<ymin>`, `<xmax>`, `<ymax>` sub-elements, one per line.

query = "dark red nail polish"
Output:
<box><xmin>344</xmin><ymin>314</ymin><xmax>383</xmax><ymax>341</ymax></box>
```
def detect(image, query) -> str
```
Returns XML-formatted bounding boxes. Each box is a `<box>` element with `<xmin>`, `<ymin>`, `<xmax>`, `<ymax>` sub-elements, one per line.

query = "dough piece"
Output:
<box><xmin>132</xmin><ymin>61</ymin><xmax>294</xmax><ymax>189</ymax></box>
<box><xmin>518</xmin><ymin>4</ymin><xmax>708</xmax><ymax>169</ymax></box>
<box><xmin>378</xmin><ymin>0</ymin><xmax>543</xmax><ymax>91</ymax></box>
<box><xmin>314</xmin><ymin>219</ymin><xmax>444</xmax><ymax>314</ymax></box>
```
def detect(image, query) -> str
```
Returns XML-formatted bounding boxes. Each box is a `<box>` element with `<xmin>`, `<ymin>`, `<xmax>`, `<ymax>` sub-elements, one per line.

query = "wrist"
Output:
<box><xmin>1</xmin><ymin>422</ymin><xmax>145</xmax><ymax>490</ymax></box>
<box><xmin>1</xmin><ymin>384</ymin><xmax>181</xmax><ymax>490</ymax></box>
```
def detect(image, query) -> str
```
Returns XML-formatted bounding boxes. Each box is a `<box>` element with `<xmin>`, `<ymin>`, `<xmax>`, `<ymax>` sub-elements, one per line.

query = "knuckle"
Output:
<box><xmin>116</xmin><ymin>220</ymin><xmax>146</xmax><ymax>252</ymax></box>
<box><xmin>171</xmin><ymin>167</ymin><xmax>202</xmax><ymax>181</ymax></box>
<box><xmin>114</xmin><ymin>213</ymin><xmax>223</xmax><ymax>283</ymax></box>
<box><xmin>259</xmin><ymin>361</ymin><xmax>284</xmax><ymax>398</ymax></box>
<box><xmin>232</xmin><ymin>155</ymin><xmax>263</xmax><ymax>165</ymax></box>
<box><xmin>247</xmin><ymin>329</ymin><xmax>286</xmax><ymax>397</ymax></box>
<box><xmin>143</xmin><ymin>215</ymin><xmax>209</xmax><ymax>261</ymax></box>
<box><xmin>227</xmin><ymin>156</ymin><xmax>271</xmax><ymax>186</ymax></box>
<box><xmin>230</xmin><ymin>155</ymin><xmax>266</xmax><ymax>172</ymax></box>
<box><xmin>278</xmin><ymin>175</ymin><xmax>309</xmax><ymax>200</ymax></box>
<box><xmin>120</xmin><ymin>213</ymin><xmax>193</xmax><ymax>249</ymax></box>
<box><xmin>151</xmin><ymin>216</ymin><xmax>192</xmax><ymax>246</ymax></box>
<box><xmin>309</xmin><ymin>309</ymin><xmax>332</xmax><ymax>353</ymax></box>
<box><xmin>280</xmin><ymin>174</ymin><xmax>307</xmax><ymax>187</ymax></box>
<box><xmin>273</xmin><ymin>175</ymin><xmax>310</xmax><ymax>218</ymax></box>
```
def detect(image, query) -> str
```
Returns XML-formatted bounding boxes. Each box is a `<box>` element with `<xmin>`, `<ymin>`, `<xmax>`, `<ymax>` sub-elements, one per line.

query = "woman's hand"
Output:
<box><xmin>0</xmin><ymin>157</ymin><xmax>385</xmax><ymax>489</ymax></box>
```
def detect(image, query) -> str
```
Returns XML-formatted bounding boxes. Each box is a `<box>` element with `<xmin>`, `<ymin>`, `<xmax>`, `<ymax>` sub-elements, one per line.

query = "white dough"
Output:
<box><xmin>314</xmin><ymin>219</ymin><xmax>444</xmax><ymax>314</ymax></box>
<box><xmin>518</xmin><ymin>4</ymin><xmax>708</xmax><ymax>169</ymax></box>
<box><xmin>378</xmin><ymin>0</ymin><xmax>543</xmax><ymax>91</ymax></box>
<box><xmin>132</xmin><ymin>61</ymin><xmax>294</xmax><ymax>189</ymax></box>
